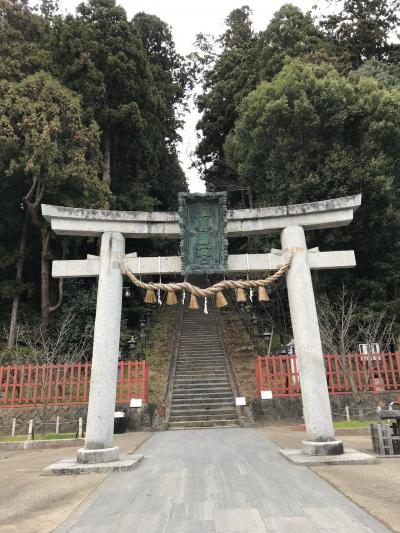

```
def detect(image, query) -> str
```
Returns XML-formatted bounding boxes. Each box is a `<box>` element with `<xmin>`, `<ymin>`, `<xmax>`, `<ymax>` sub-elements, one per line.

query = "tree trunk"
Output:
<box><xmin>102</xmin><ymin>130</ymin><xmax>111</xmax><ymax>186</ymax></box>
<box><xmin>240</xmin><ymin>189</ymin><xmax>246</xmax><ymax>209</ymax></box>
<box><xmin>7</xmin><ymin>216</ymin><xmax>29</xmax><ymax>350</ymax></box>
<box><xmin>248</xmin><ymin>187</ymin><xmax>254</xmax><ymax>209</ymax></box>
<box><xmin>41</xmin><ymin>227</ymin><xmax>51</xmax><ymax>335</ymax></box>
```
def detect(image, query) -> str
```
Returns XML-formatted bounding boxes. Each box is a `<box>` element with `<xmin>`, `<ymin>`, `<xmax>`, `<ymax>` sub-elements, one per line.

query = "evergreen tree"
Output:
<box><xmin>0</xmin><ymin>71</ymin><xmax>106</xmax><ymax>341</ymax></box>
<box><xmin>195</xmin><ymin>4</ymin><xmax>333</xmax><ymax>200</ymax></box>
<box><xmin>51</xmin><ymin>0</ymin><xmax>187</xmax><ymax>211</ymax></box>
<box><xmin>225</xmin><ymin>59</ymin><xmax>400</xmax><ymax>316</ymax></box>
<box><xmin>320</xmin><ymin>0</ymin><xmax>400</xmax><ymax>68</ymax></box>
<box><xmin>195</xmin><ymin>6</ymin><xmax>258</xmax><ymax>201</ymax></box>
<box><xmin>0</xmin><ymin>0</ymin><xmax>51</xmax><ymax>81</ymax></box>
<box><xmin>257</xmin><ymin>4</ymin><xmax>333</xmax><ymax>80</ymax></box>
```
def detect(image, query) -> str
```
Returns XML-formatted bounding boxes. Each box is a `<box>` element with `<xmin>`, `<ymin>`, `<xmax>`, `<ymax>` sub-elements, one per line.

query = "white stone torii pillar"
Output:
<box><xmin>42</xmin><ymin>193</ymin><xmax>361</xmax><ymax>461</ymax></box>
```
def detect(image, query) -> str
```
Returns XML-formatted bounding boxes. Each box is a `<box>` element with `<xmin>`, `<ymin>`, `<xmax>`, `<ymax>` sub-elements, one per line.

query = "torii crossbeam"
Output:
<box><xmin>42</xmin><ymin>194</ymin><xmax>361</xmax><ymax>463</ymax></box>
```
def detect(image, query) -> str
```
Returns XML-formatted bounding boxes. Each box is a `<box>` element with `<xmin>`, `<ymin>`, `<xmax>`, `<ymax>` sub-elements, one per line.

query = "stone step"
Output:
<box><xmin>176</xmin><ymin>364</ymin><xmax>225</xmax><ymax>369</ymax></box>
<box><xmin>178</xmin><ymin>350</ymin><xmax>225</xmax><ymax>363</ymax></box>
<box><xmin>173</xmin><ymin>382</ymin><xmax>231</xmax><ymax>389</ymax></box>
<box><xmin>174</xmin><ymin>373</ymin><xmax>228</xmax><ymax>379</ymax></box>
<box><xmin>173</xmin><ymin>389</ymin><xmax>233</xmax><ymax>396</ymax></box>
<box><xmin>180</xmin><ymin>330</ymin><xmax>219</xmax><ymax>334</ymax></box>
<box><xmin>175</xmin><ymin>368</ymin><xmax>227</xmax><ymax>374</ymax></box>
<box><xmin>175</xmin><ymin>376</ymin><xmax>229</xmax><ymax>387</ymax></box>
<box><xmin>170</xmin><ymin>412</ymin><xmax>238</xmax><ymax>422</ymax></box>
<box><xmin>169</xmin><ymin>419</ymin><xmax>239</xmax><ymax>429</ymax></box>
<box><xmin>179</xmin><ymin>344</ymin><xmax>221</xmax><ymax>349</ymax></box>
<box><xmin>170</xmin><ymin>403</ymin><xmax>235</xmax><ymax>414</ymax></box>
<box><xmin>175</xmin><ymin>370</ymin><xmax>227</xmax><ymax>376</ymax></box>
<box><xmin>178</xmin><ymin>350</ymin><xmax>223</xmax><ymax>354</ymax></box>
<box><xmin>176</xmin><ymin>363</ymin><xmax>225</xmax><ymax>367</ymax></box>
<box><xmin>179</xmin><ymin>337</ymin><xmax>219</xmax><ymax>341</ymax></box>
<box><xmin>174</xmin><ymin>374</ymin><xmax>228</xmax><ymax>380</ymax></box>
<box><xmin>175</xmin><ymin>370</ymin><xmax>228</xmax><ymax>383</ymax></box>
<box><xmin>170</xmin><ymin>401</ymin><xmax>235</xmax><ymax>410</ymax></box>
<box><xmin>177</xmin><ymin>352</ymin><xmax>224</xmax><ymax>356</ymax></box>
<box><xmin>180</xmin><ymin>325</ymin><xmax>218</xmax><ymax>328</ymax></box>
<box><xmin>180</xmin><ymin>325</ymin><xmax>217</xmax><ymax>329</ymax></box>
<box><xmin>172</xmin><ymin>387</ymin><xmax>233</xmax><ymax>401</ymax></box>
<box><xmin>176</xmin><ymin>362</ymin><xmax>226</xmax><ymax>367</ymax></box>
<box><xmin>171</xmin><ymin>410</ymin><xmax>237</xmax><ymax>419</ymax></box>
<box><xmin>178</xmin><ymin>351</ymin><xmax>223</xmax><ymax>356</ymax></box>
<box><xmin>172</xmin><ymin>396</ymin><xmax>233</xmax><ymax>405</ymax></box>
<box><xmin>176</xmin><ymin>360</ymin><xmax>226</xmax><ymax>365</ymax></box>
<box><xmin>178</xmin><ymin>344</ymin><xmax>221</xmax><ymax>349</ymax></box>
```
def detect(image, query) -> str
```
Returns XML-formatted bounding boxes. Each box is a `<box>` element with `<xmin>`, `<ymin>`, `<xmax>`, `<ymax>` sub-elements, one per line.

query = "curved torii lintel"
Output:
<box><xmin>41</xmin><ymin>193</ymin><xmax>361</xmax><ymax>238</ymax></box>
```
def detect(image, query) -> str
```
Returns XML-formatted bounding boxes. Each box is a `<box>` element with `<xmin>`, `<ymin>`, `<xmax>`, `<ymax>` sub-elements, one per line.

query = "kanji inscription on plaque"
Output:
<box><xmin>178</xmin><ymin>192</ymin><xmax>227</xmax><ymax>275</ymax></box>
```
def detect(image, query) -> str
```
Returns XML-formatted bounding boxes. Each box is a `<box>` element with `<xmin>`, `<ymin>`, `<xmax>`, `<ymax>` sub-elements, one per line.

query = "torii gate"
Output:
<box><xmin>42</xmin><ymin>193</ymin><xmax>361</xmax><ymax>464</ymax></box>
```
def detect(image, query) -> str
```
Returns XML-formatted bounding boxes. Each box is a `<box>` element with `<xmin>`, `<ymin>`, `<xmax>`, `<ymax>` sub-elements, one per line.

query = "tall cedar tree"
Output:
<box><xmin>51</xmin><ymin>0</ymin><xmax>187</xmax><ymax>211</ymax></box>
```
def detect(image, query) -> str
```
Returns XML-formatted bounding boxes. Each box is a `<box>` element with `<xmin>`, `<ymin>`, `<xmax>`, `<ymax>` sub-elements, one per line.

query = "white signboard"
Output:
<box><xmin>261</xmin><ymin>390</ymin><xmax>273</xmax><ymax>400</ymax></box>
<box><xmin>130</xmin><ymin>398</ymin><xmax>142</xmax><ymax>408</ymax></box>
<box><xmin>235</xmin><ymin>397</ymin><xmax>246</xmax><ymax>406</ymax></box>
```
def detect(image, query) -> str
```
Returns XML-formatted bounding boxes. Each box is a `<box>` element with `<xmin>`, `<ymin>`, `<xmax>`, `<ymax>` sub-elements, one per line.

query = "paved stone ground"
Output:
<box><xmin>0</xmin><ymin>432</ymin><xmax>151</xmax><ymax>533</ymax></box>
<box><xmin>56</xmin><ymin>428</ymin><xmax>389</xmax><ymax>533</ymax></box>
<box><xmin>261</xmin><ymin>426</ymin><xmax>400</xmax><ymax>532</ymax></box>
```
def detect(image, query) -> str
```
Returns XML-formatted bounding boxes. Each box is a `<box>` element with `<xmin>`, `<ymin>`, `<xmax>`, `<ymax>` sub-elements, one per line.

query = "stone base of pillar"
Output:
<box><xmin>77</xmin><ymin>446</ymin><xmax>120</xmax><ymax>464</ymax></box>
<box><xmin>302</xmin><ymin>440</ymin><xmax>344</xmax><ymax>456</ymax></box>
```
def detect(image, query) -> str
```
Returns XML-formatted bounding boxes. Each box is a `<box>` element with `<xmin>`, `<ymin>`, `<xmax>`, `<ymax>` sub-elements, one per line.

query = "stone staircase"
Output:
<box><xmin>169</xmin><ymin>297</ymin><xmax>238</xmax><ymax>429</ymax></box>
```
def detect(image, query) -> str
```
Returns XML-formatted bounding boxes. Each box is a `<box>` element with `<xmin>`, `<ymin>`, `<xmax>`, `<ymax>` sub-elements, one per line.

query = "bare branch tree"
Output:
<box><xmin>6</xmin><ymin>314</ymin><xmax>93</xmax><ymax>431</ymax></box>
<box><xmin>318</xmin><ymin>286</ymin><xmax>394</xmax><ymax>417</ymax></box>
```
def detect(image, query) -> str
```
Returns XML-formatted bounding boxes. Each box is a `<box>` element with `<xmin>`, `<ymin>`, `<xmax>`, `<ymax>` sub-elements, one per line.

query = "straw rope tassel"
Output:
<box><xmin>215</xmin><ymin>291</ymin><xmax>228</xmax><ymax>308</ymax></box>
<box><xmin>236</xmin><ymin>287</ymin><xmax>246</xmax><ymax>302</ymax></box>
<box><xmin>166</xmin><ymin>289</ymin><xmax>178</xmax><ymax>305</ymax></box>
<box><xmin>189</xmin><ymin>293</ymin><xmax>199</xmax><ymax>309</ymax></box>
<box><xmin>259</xmin><ymin>252</ymin><xmax>271</xmax><ymax>302</ymax></box>
<box><xmin>258</xmin><ymin>285</ymin><xmax>269</xmax><ymax>302</ymax></box>
<box><xmin>138</xmin><ymin>256</ymin><xmax>155</xmax><ymax>304</ymax></box>
<box><xmin>144</xmin><ymin>289</ymin><xmax>157</xmax><ymax>304</ymax></box>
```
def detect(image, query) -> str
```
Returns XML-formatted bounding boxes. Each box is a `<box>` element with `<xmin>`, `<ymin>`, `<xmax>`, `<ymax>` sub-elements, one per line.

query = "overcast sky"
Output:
<box><xmin>58</xmin><ymin>0</ymin><xmax>317</xmax><ymax>192</ymax></box>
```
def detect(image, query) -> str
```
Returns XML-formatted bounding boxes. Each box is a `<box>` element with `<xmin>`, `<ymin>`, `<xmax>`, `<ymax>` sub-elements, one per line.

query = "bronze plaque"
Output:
<box><xmin>179</xmin><ymin>192</ymin><xmax>227</xmax><ymax>275</ymax></box>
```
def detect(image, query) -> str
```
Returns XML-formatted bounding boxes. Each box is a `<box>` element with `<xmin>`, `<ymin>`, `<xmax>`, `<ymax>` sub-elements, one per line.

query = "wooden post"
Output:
<box><xmin>56</xmin><ymin>415</ymin><xmax>60</xmax><ymax>434</ymax></box>
<box><xmin>11</xmin><ymin>418</ymin><xmax>16</xmax><ymax>437</ymax></box>
<box><xmin>27</xmin><ymin>419</ymin><xmax>33</xmax><ymax>441</ymax></box>
<box><xmin>78</xmin><ymin>417</ymin><xmax>83</xmax><ymax>439</ymax></box>
<box><xmin>345</xmin><ymin>405</ymin><xmax>350</xmax><ymax>422</ymax></box>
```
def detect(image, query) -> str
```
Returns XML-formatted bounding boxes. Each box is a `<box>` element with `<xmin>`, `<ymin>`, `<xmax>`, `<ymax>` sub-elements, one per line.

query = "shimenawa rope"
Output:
<box><xmin>123</xmin><ymin>249</ymin><xmax>293</xmax><ymax>308</ymax></box>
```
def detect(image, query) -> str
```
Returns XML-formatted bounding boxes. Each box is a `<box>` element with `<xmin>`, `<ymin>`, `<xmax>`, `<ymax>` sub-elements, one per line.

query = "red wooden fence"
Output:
<box><xmin>256</xmin><ymin>352</ymin><xmax>400</xmax><ymax>398</ymax></box>
<box><xmin>0</xmin><ymin>360</ymin><xmax>148</xmax><ymax>409</ymax></box>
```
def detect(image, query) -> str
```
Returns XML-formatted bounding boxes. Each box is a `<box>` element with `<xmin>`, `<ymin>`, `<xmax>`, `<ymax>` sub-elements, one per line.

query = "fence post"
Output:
<box><xmin>27</xmin><ymin>419</ymin><xmax>33</xmax><ymax>441</ymax></box>
<box><xmin>56</xmin><ymin>416</ymin><xmax>60</xmax><ymax>434</ymax></box>
<box><xmin>256</xmin><ymin>357</ymin><xmax>263</xmax><ymax>398</ymax></box>
<box><xmin>345</xmin><ymin>405</ymin><xmax>350</xmax><ymax>422</ymax></box>
<box><xmin>145</xmin><ymin>362</ymin><xmax>149</xmax><ymax>402</ymax></box>
<box><xmin>141</xmin><ymin>361</ymin><xmax>147</xmax><ymax>402</ymax></box>
<box><xmin>78</xmin><ymin>417</ymin><xmax>83</xmax><ymax>439</ymax></box>
<box><xmin>11</xmin><ymin>418</ymin><xmax>16</xmax><ymax>437</ymax></box>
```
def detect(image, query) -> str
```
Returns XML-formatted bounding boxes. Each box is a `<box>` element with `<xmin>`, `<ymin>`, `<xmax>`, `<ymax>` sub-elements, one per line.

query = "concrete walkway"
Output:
<box><xmin>56</xmin><ymin>428</ymin><xmax>389</xmax><ymax>533</ymax></box>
